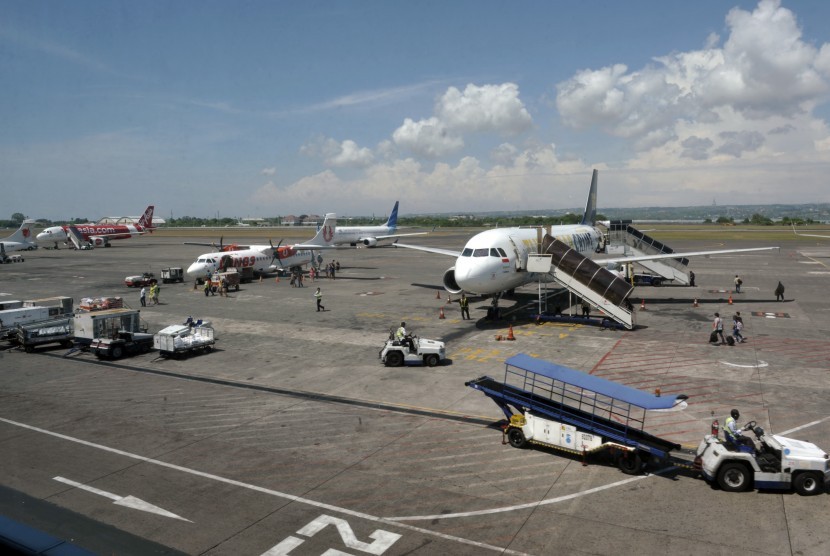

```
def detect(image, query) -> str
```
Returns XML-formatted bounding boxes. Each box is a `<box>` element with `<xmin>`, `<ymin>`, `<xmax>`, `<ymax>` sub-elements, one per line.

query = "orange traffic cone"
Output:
<box><xmin>693</xmin><ymin>298</ymin><xmax>699</xmax><ymax>308</ymax></box>
<box><xmin>728</xmin><ymin>294</ymin><xmax>733</xmax><ymax>305</ymax></box>
<box><xmin>640</xmin><ymin>298</ymin><xmax>646</xmax><ymax>311</ymax></box>
<box><xmin>439</xmin><ymin>307</ymin><xmax>445</xmax><ymax>319</ymax></box>
<box><xmin>507</xmin><ymin>324</ymin><xmax>515</xmax><ymax>341</ymax></box>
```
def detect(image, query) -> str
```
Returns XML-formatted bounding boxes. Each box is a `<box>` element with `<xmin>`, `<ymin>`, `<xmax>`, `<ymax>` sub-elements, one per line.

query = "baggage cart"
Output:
<box><xmin>154</xmin><ymin>324</ymin><xmax>215</xmax><ymax>358</ymax></box>
<box><xmin>15</xmin><ymin>317</ymin><xmax>74</xmax><ymax>352</ymax></box>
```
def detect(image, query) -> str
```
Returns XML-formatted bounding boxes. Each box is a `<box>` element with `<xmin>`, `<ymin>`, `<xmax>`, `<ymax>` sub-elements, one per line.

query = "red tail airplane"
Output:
<box><xmin>36</xmin><ymin>205</ymin><xmax>155</xmax><ymax>248</ymax></box>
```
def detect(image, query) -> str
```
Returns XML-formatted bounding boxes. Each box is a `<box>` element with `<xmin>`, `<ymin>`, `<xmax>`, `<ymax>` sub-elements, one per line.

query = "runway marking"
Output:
<box><xmin>0</xmin><ymin>417</ymin><xmax>529</xmax><ymax>556</ymax></box>
<box><xmin>720</xmin><ymin>360</ymin><xmax>769</xmax><ymax>368</ymax></box>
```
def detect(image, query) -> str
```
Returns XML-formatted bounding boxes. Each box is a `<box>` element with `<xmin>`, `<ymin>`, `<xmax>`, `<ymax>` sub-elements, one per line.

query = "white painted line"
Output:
<box><xmin>719</xmin><ymin>360</ymin><xmax>768</xmax><ymax>368</ymax></box>
<box><xmin>1</xmin><ymin>418</ymin><xmax>529</xmax><ymax>556</ymax></box>
<box><xmin>778</xmin><ymin>415</ymin><xmax>830</xmax><ymax>436</ymax></box>
<box><xmin>53</xmin><ymin>476</ymin><xmax>192</xmax><ymax>522</ymax></box>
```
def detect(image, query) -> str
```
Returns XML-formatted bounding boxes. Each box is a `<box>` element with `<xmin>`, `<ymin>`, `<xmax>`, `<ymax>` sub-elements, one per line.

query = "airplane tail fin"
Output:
<box><xmin>384</xmin><ymin>201</ymin><xmax>400</xmax><ymax>230</ymax></box>
<box><xmin>306</xmin><ymin>213</ymin><xmax>337</xmax><ymax>247</ymax></box>
<box><xmin>138</xmin><ymin>205</ymin><xmax>155</xmax><ymax>230</ymax></box>
<box><xmin>580</xmin><ymin>170</ymin><xmax>598</xmax><ymax>226</ymax></box>
<box><xmin>4</xmin><ymin>220</ymin><xmax>36</xmax><ymax>244</ymax></box>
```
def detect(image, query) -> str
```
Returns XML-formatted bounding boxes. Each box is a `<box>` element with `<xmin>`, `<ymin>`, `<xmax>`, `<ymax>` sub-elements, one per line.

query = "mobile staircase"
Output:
<box><xmin>467</xmin><ymin>353</ymin><xmax>693</xmax><ymax>474</ymax></box>
<box><xmin>604</xmin><ymin>221</ymin><xmax>691</xmax><ymax>285</ymax></box>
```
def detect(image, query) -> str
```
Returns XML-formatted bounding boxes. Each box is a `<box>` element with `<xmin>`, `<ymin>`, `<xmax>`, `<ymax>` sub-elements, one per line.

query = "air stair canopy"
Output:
<box><xmin>537</xmin><ymin>234</ymin><xmax>634</xmax><ymax>329</ymax></box>
<box><xmin>606</xmin><ymin>221</ymin><xmax>691</xmax><ymax>285</ymax></box>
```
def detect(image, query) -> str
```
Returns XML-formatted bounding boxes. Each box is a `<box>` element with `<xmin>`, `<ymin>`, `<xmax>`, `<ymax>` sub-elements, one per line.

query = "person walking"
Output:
<box><xmin>139</xmin><ymin>286</ymin><xmax>147</xmax><ymax>307</ymax></box>
<box><xmin>713</xmin><ymin>312</ymin><xmax>726</xmax><ymax>344</ymax></box>
<box><xmin>733</xmin><ymin>315</ymin><xmax>745</xmax><ymax>343</ymax></box>
<box><xmin>775</xmin><ymin>281</ymin><xmax>785</xmax><ymax>301</ymax></box>
<box><xmin>314</xmin><ymin>287</ymin><xmax>325</xmax><ymax>312</ymax></box>
<box><xmin>734</xmin><ymin>275</ymin><xmax>742</xmax><ymax>293</ymax></box>
<box><xmin>459</xmin><ymin>293</ymin><xmax>470</xmax><ymax>320</ymax></box>
<box><xmin>688</xmin><ymin>270</ymin><xmax>695</xmax><ymax>287</ymax></box>
<box><xmin>581</xmin><ymin>300</ymin><xmax>591</xmax><ymax>318</ymax></box>
<box><xmin>203</xmin><ymin>279</ymin><xmax>211</xmax><ymax>297</ymax></box>
<box><xmin>151</xmin><ymin>283</ymin><xmax>160</xmax><ymax>305</ymax></box>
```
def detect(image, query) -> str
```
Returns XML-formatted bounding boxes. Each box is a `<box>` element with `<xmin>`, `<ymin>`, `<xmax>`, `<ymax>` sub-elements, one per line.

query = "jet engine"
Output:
<box><xmin>361</xmin><ymin>238</ymin><xmax>378</xmax><ymax>247</ymax></box>
<box><xmin>91</xmin><ymin>237</ymin><xmax>110</xmax><ymax>247</ymax></box>
<box><xmin>442</xmin><ymin>267</ymin><xmax>462</xmax><ymax>294</ymax></box>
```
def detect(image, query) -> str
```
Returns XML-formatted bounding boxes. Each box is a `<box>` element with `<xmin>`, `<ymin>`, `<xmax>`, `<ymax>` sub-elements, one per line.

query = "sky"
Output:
<box><xmin>2</xmin><ymin>0</ymin><xmax>830</xmax><ymax>221</ymax></box>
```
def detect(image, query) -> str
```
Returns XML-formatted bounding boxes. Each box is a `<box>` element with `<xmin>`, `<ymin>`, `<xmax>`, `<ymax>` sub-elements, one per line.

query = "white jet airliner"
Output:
<box><xmin>293</xmin><ymin>201</ymin><xmax>426</xmax><ymax>248</ymax></box>
<box><xmin>186</xmin><ymin>214</ymin><xmax>337</xmax><ymax>279</ymax></box>
<box><xmin>394</xmin><ymin>170</ymin><xmax>778</xmax><ymax>314</ymax></box>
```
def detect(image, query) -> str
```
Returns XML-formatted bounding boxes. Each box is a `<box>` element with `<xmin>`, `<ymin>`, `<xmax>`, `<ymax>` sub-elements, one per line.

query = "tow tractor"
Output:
<box><xmin>695</xmin><ymin>419</ymin><xmax>830</xmax><ymax>495</ymax></box>
<box><xmin>466</xmin><ymin>354</ymin><xmax>692</xmax><ymax>474</ymax></box>
<box><xmin>379</xmin><ymin>330</ymin><xmax>446</xmax><ymax>367</ymax></box>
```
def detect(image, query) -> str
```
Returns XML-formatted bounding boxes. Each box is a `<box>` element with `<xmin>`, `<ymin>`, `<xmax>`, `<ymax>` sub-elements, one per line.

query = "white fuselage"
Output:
<box><xmin>333</xmin><ymin>224</ymin><xmax>392</xmax><ymax>247</ymax></box>
<box><xmin>452</xmin><ymin>225</ymin><xmax>601</xmax><ymax>295</ymax></box>
<box><xmin>36</xmin><ymin>224</ymin><xmax>144</xmax><ymax>245</ymax></box>
<box><xmin>186</xmin><ymin>246</ymin><xmax>316</xmax><ymax>278</ymax></box>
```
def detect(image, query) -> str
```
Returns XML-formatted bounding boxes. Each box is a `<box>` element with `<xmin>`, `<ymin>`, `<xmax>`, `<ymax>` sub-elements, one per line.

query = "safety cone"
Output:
<box><xmin>436</xmin><ymin>290</ymin><xmax>441</xmax><ymax>299</ymax></box>
<box><xmin>439</xmin><ymin>307</ymin><xmax>445</xmax><ymax>319</ymax></box>
<box><xmin>728</xmin><ymin>294</ymin><xmax>733</xmax><ymax>305</ymax></box>
<box><xmin>640</xmin><ymin>298</ymin><xmax>646</xmax><ymax>311</ymax></box>
<box><xmin>693</xmin><ymin>298</ymin><xmax>699</xmax><ymax>308</ymax></box>
<box><xmin>507</xmin><ymin>324</ymin><xmax>515</xmax><ymax>341</ymax></box>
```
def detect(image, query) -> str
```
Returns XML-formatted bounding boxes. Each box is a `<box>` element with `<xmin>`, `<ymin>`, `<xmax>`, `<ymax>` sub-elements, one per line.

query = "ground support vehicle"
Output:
<box><xmin>379</xmin><ymin>332</ymin><xmax>446</xmax><ymax>367</ymax></box>
<box><xmin>1</xmin><ymin>307</ymin><xmax>52</xmax><ymax>341</ymax></box>
<box><xmin>632</xmin><ymin>272</ymin><xmax>672</xmax><ymax>287</ymax></box>
<box><xmin>466</xmin><ymin>353</ymin><xmax>692</xmax><ymax>474</ymax></box>
<box><xmin>161</xmin><ymin>267</ymin><xmax>184</xmax><ymax>283</ymax></box>
<box><xmin>695</xmin><ymin>421</ymin><xmax>830</xmax><ymax>495</ymax></box>
<box><xmin>0</xmin><ymin>253</ymin><xmax>24</xmax><ymax>263</ymax></box>
<box><xmin>73</xmin><ymin>308</ymin><xmax>144</xmax><ymax>346</ymax></box>
<box><xmin>124</xmin><ymin>272</ymin><xmax>157</xmax><ymax>287</ymax></box>
<box><xmin>154</xmin><ymin>324</ymin><xmax>215</xmax><ymax>358</ymax></box>
<box><xmin>211</xmin><ymin>269</ymin><xmax>241</xmax><ymax>292</ymax></box>
<box><xmin>15</xmin><ymin>317</ymin><xmax>74</xmax><ymax>352</ymax></box>
<box><xmin>90</xmin><ymin>331</ymin><xmax>154</xmax><ymax>359</ymax></box>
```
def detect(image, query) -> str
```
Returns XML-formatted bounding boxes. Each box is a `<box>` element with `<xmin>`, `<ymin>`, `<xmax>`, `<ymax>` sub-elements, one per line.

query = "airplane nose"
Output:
<box><xmin>186</xmin><ymin>263</ymin><xmax>202</xmax><ymax>276</ymax></box>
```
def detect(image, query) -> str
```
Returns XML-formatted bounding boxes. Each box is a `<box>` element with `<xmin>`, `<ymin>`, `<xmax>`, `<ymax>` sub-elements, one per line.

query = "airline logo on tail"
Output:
<box><xmin>138</xmin><ymin>205</ymin><xmax>155</xmax><ymax>230</ymax></box>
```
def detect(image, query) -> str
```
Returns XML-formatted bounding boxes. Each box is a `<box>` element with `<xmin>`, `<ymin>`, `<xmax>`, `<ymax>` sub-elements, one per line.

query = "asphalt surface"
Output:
<box><xmin>2</xmin><ymin>229</ymin><xmax>830</xmax><ymax>555</ymax></box>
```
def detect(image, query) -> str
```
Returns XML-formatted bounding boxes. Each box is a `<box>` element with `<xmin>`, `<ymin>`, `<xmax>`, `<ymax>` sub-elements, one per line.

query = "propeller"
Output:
<box><xmin>269</xmin><ymin>239</ymin><xmax>284</xmax><ymax>269</ymax></box>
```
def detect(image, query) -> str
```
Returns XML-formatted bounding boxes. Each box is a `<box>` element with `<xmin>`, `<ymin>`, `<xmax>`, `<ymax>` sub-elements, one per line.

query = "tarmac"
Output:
<box><xmin>2</xmin><ymin>229</ymin><xmax>830</xmax><ymax>555</ymax></box>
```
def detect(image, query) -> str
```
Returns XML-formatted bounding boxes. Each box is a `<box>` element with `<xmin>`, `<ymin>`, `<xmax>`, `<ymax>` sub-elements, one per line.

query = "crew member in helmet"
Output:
<box><xmin>723</xmin><ymin>409</ymin><xmax>755</xmax><ymax>451</ymax></box>
<box><xmin>395</xmin><ymin>322</ymin><xmax>414</xmax><ymax>352</ymax></box>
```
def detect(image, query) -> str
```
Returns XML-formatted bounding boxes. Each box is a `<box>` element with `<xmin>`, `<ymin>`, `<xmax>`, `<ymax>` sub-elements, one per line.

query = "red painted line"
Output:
<box><xmin>589</xmin><ymin>339</ymin><xmax>622</xmax><ymax>375</ymax></box>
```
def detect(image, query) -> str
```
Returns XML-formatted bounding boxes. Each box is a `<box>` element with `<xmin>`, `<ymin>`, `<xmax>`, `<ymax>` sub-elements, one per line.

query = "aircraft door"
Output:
<box><xmin>508</xmin><ymin>235</ymin><xmax>529</xmax><ymax>271</ymax></box>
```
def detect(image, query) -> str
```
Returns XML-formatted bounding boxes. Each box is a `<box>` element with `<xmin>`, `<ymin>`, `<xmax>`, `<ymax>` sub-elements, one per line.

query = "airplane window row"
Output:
<box><xmin>462</xmin><ymin>247</ymin><xmax>509</xmax><ymax>258</ymax></box>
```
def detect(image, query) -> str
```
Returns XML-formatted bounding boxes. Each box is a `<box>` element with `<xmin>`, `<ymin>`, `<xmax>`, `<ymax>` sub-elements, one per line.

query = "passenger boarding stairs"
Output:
<box><xmin>605</xmin><ymin>221</ymin><xmax>691</xmax><ymax>285</ymax></box>
<box><xmin>528</xmin><ymin>233</ymin><xmax>635</xmax><ymax>330</ymax></box>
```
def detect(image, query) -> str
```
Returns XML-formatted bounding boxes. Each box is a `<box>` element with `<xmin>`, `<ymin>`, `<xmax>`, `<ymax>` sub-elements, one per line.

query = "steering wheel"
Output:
<box><xmin>743</xmin><ymin>420</ymin><xmax>757</xmax><ymax>432</ymax></box>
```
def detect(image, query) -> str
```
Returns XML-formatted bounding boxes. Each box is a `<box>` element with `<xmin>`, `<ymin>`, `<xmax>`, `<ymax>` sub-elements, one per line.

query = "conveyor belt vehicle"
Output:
<box><xmin>466</xmin><ymin>354</ymin><xmax>690</xmax><ymax>474</ymax></box>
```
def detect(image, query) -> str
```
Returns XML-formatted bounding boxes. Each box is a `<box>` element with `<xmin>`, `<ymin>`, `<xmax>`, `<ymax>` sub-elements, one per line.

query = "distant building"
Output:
<box><xmin>280</xmin><ymin>214</ymin><xmax>322</xmax><ymax>226</ymax></box>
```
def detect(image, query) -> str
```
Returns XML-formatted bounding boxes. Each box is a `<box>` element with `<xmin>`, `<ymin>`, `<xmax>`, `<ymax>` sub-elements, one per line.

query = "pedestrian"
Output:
<box><xmin>688</xmin><ymin>270</ymin><xmax>695</xmax><ymax>287</ymax></box>
<box><xmin>330</xmin><ymin>261</ymin><xmax>336</xmax><ymax>280</ymax></box>
<box><xmin>309</xmin><ymin>267</ymin><xmax>315</xmax><ymax>282</ymax></box>
<box><xmin>581</xmin><ymin>300</ymin><xmax>591</xmax><ymax>318</ymax></box>
<box><xmin>734</xmin><ymin>275</ymin><xmax>742</xmax><ymax>293</ymax></box>
<box><xmin>298</xmin><ymin>272</ymin><xmax>304</xmax><ymax>287</ymax></box>
<box><xmin>335</xmin><ymin>260</ymin><xmax>340</xmax><ymax>271</ymax></box>
<box><xmin>139</xmin><ymin>286</ymin><xmax>147</xmax><ymax>307</ymax></box>
<box><xmin>459</xmin><ymin>293</ymin><xmax>470</xmax><ymax>320</ymax></box>
<box><xmin>314</xmin><ymin>287</ymin><xmax>325</xmax><ymax>311</ymax></box>
<box><xmin>218</xmin><ymin>278</ymin><xmax>225</xmax><ymax>297</ymax></box>
<box><xmin>713</xmin><ymin>312</ymin><xmax>726</xmax><ymax>344</ymax></box>
<box><xmin>204</xmin><ymin>279</ymin><xmax>211</xmax><ymax>297</ymax></box>
<box><xmin>151</xmin><ymin>283</ymin><xmax>160</xmax><ymax>305</ymax></box>
<box><xmin>774</xmin><ymin>281</ymin><xmax>785</xmax><ymax>301</ymax></box>
<box><xmin>733</xmin><ymin>315</ymin><xmax>745</xmax><ymax>343</ymax></box>
<box><xmin>222</xmin><ymin>278</ymin><xmax>229</xmax><ymax>297</ymax></box>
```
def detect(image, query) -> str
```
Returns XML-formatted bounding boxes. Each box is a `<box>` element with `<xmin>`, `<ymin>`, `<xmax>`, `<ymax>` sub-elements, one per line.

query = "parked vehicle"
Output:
<box><xmin>90</xmin><ymin>331</ymin><xmax>154</xmax><ymax>359</ymax></box>
<box><xmin>379</xmin><ymin>330</ymin><xmax>446</xmax><ymax>367</ymax></box>
<box><xmin>124</xmin><ymin>272</ymin><xmax>157</xmax><ymax>287</ymax></box>
<box><xmin>161</xmin><ymin>267</ymin><xmax>184</xmax><ymax>284</ymax></box>
<box><xmin>15</xmin><ymin>317</ymin><xmax>74</xmax><ymax>352</ymax></box>
<box><xmin>154</xmin><ymin>323</ymin><xmax>215</xmax><ymax>358</ymax></box>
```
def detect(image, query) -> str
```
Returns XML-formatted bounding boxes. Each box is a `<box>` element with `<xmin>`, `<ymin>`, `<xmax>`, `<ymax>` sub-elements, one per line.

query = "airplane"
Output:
<box><xmin>293</xmin><ymin>201</ymin><xmax>426</xmax><ymax>248</ymax></box>
<box><xmin>186</xmin><ymin>213</ymin><xmax>337</xmax><ymax>279</ymax></box>
<box><xmin>792</xmin><ymin>223</ymin><xmax>830</xmax><ymax>239</ymax></box>
<box><xmin>394</xmin><ymin>170</ymin><xmax>779</xmax><ymax>315</ymax></box>
<box><xmin>1</xmin><ymin>220</ymin><xmax>38</xmax><ymax>256</ymax></box>
<box><xmin>36</xmin><ymin>205</ymin><xmax>155</xmax><ymax>249</ymax></box>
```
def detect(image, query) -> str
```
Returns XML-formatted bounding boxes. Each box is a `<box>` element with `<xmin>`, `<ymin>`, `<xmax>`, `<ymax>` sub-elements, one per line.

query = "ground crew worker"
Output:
<box><xmin>724</xmin><ymin>409</ymin><xmax>754</xmax><ymax>451</ymax></box>
<box><xmin>314</xmin><ymin>287</ymin><xmax>325</xmax><ymax>311</ymax></box>
<box><xmin>459</xmin><ymin>293</ymin><xmax>470</xmax><ymax>320</ymax></box>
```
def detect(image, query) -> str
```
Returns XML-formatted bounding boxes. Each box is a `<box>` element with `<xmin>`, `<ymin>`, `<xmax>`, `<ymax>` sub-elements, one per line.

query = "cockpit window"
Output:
<box><xmin>497</xmin><ymin>248</ymin><xmax>508</xmax><ymax>257</ymax></box>
<box><xmin>473</xmin><ymin>248</ymin><xmax>489</xmax><ymax>257</ymax></box>
<box><xmin>461</xmin><ymin>248</ymin><xmax>473</xmax><ymax>257</ymax></box>
<box><xmin>490</xmin><ymin>248</ymin><xmax>500</xmax><ymax>257</ymax></box>
<box><xmin>197</xmin><ymin>258</ymin><xmax>205</xmax><ymax>263</ymax></box>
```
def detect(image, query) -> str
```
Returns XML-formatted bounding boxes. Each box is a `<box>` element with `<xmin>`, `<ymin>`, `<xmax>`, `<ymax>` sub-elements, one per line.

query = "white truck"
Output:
<box><xmin>695</xmin><ymin>420</ymin><xmax>830</xmax><ymax>496</ymax></box>
<box><xmin>154</xmin><ymin>323</ymin><xmax>215</xmax><ymax>358</ymax></box>
<box><xmin>379</xmin><ymin>331</ymin><xmax>446</xmax><ymax>367</ymax></box>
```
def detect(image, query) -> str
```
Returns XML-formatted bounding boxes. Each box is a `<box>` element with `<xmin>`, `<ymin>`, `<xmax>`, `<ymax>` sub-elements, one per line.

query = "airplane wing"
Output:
<box><xmin>374</xmin><ymin>232</ymin><xmax>429</xmax><ymax>241</ymax></box>
<box><xmin>595</xmin><ymin>246</ymin><xmax>779</xmax><ymax>266</ymax></box>
<box><xmin>392</xmin><ymin>243</ymin><xmax>462</xmax><ymax>258</ymax></box>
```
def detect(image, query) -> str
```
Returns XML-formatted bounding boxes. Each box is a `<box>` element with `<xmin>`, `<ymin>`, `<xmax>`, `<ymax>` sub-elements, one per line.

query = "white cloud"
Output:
<box><xmin>437</xmin><ymin>83</ymin><xmax>533</xmax><ymax>135</ymax></box>
<box><xmin>261</xmin><ymin>167</ymin><xmax>276</xmax><ymax>176</ymax></box>
<box><xmin>392</xmin><ymin>117</ymin><xmax>464</xmax><ymax>158</ymax></box>
<box><xmin>300</xmin><ymin>137</ymin><xmax>374</xmax><ymax>168</ymax></box>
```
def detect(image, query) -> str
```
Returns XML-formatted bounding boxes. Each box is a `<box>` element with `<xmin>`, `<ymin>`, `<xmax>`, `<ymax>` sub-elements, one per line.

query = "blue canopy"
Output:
<box><xmin>504</xmin><ymin>353</ymin><xmax>686</xmax><ymax>411</ymax></box>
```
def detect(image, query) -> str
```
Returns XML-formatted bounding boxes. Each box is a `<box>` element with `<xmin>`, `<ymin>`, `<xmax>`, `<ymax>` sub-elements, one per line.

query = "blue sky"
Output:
<box><xmin>2</xmin><ymin>0</ymin><xmax>830</xmax><ymax>221</ymax></box>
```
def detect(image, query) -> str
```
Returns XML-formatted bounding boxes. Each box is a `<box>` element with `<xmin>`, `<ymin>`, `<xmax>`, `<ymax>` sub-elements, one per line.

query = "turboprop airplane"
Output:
<box><xmin>1</xmin><ymin>220</ymin><xmax>37</xmax><ymax>254</ymax></box>
<box><xmin>186</xmin><ymin>213</ymin><xmax>337</xmax><ymax>279</ymax></box>
<box><xmin>292</xmin><ymin>201</ymin><xmax>426</xmax><ymax>248</ymax></box>
<box><xmin>36</xmin><ymin>205</ymin><xmax>155</xmax><ymax>248</ymax></box>
<box><xmin>394</xmin><ymin>170</ymin><xmax>779</xmax><ymax>316</ymax></box>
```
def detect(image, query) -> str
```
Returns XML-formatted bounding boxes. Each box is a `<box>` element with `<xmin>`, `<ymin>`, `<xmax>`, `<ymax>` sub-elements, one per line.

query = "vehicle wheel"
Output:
<box><xmin>794</xmin><ymin>472</ymin><xmax>823</xmax><ymax>496</ymax></box>
<box><xmin>24</xmin><ymin>345</ymin><xmax>34</xmax><ymax>353</ymax></box>
<box><xmin>424</xmin><ymin>354</ymin><xmax>439</xmax><ymax>367</ymax></box>
<box><xmin>385</xmin><ymin>351</ymin><xmax>404</xmax><ymax>367</ymax></box>
<box><xmin>618</xmin><ymin>451</ymin><xmax>642</xmax><ymax>475</ymax></box>
<box><xmin>653</xmin><ymin>279</ymin><xmax>662</xmax><ymax>287</ymax></box>
<box><xmin>111</xmin><ymin>346</ymin><xmax>123</xmax><ymax>359</ymax></box>
<box><xmin>61</xmin><ymin>340</ymin><xmax>74</xmax><ymax>348</ymax></box>
<box><xmin>717</xmin><ymin>462</ymin><xmax>751</xmax><ymax>492</ymax></box>
<box><xmin>204</xmin><ymin>345</ymin><xmax>212</xmax><ymax>352</ymax></box>
<box><xmin>507</xmin><ymin>427</ymin><xmax>527</xmax><ymax>448</ymax></box>
<box><xmin>141</xmin><ymin>343</ymin><xmax>151</xmax><ymax>353</ymax></box>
